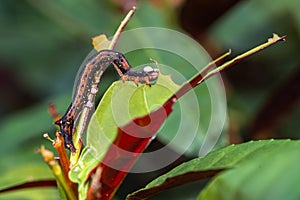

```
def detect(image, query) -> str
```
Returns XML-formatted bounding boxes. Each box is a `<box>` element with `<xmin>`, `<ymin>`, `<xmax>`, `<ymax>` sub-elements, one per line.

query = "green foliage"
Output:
<box><xmin>0</xmin><ymin>99</ymin><xmax>64</xmax><ymax>198</ymax></box>
<box><xmin>0</xmin><ymin>0</ymin><xmax>299</xmax><ymax>199</ymax></box>
<box><xmin>128</xmin><ymin>140</ymin><xmax>300</xmax><ymax>200</ymax></box>
<box><xmin>198</xmin><ymin>140</ymin><xmax>300</xmax><ymax>200</ymax></box>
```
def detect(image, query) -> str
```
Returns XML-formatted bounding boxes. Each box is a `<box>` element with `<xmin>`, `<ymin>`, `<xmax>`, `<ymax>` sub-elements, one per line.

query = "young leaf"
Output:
<box><xmin>69</xmin><ymin>74</ymin><xmax>180</xmax><ymax>199</ymax></box>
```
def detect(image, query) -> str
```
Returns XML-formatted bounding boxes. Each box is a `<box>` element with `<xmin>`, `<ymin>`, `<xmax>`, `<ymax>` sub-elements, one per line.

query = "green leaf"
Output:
<box><xmin>0</xmin><ymin>164</ymin><xmax>59</xmax><ymax>199</ymax></box>
<box><xmin>198</xmin><ymin>139</ymin><xmax>300</xmax><ymax>200</ymax></box>
<box><xmin>0</xmin><ymin>188</ymin><xmax>59</xmax><ymax>200</ymax></box>
<box><xmin>120</xmin><ymin>49</ymin><xmax>218</xmax><ymax>157</ymax></box>
<box><xmin>0</xmin><ymin>96</ymin><xmax>69</xmax><ymax>199</ymax></box>
<box><xmin>69</xmin><ymin>73</ymin><xmax>180</xmax><ymax>198</ymax></box>
<box><xmin>127</xmin><ymin>139</ymin><xmax>299</xmax><ymax>199</ymax></box>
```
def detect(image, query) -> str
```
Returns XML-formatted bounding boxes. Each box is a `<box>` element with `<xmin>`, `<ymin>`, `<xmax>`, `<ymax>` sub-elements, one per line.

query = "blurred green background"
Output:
<box><xmin>0</xmin><ymin>0</ymin><xmax>299</xmax><ymax>199</ymax></box>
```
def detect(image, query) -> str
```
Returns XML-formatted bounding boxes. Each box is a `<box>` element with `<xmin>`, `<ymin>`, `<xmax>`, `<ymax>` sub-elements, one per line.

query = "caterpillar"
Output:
<box><xmin>55</xmin><ymin>50</ymin><xmax>159</xmax><ymax>152</ymax></box>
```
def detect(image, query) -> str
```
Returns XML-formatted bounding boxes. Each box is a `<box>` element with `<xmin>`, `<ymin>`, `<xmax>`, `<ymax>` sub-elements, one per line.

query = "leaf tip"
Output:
<box><xmin>269</xmin><ymin>33</ymin><xmax>286</xmax><ymax>43</ymax></box>
<box><xmin>227</xmin><ymin>49</ymin><xmax>232</xmax><ymax>55</ymax></box>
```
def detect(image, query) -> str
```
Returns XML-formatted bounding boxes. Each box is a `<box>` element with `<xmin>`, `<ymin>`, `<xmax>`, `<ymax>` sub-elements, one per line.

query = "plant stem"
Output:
<box><xmin>109</xmin><ymin>6</ymin><xmax>136</xmax><ymax>50</ymax></box>
<box><xmin>40</xmin><ymin>146</ymin><xmax>77</xmax><ymax>200</ymax></box>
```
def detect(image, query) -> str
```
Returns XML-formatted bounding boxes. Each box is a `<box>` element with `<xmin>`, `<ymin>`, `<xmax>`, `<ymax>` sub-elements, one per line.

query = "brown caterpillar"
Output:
<box><xmin>55</xmin><ymin>50</ymin><xmax>159</xmax><ymax>152</ymax></box>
